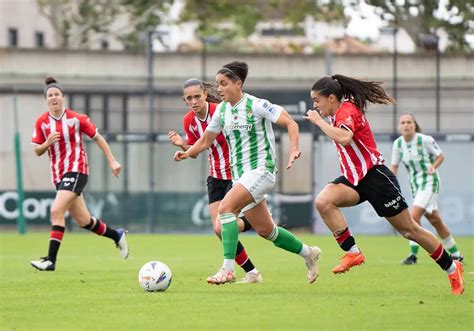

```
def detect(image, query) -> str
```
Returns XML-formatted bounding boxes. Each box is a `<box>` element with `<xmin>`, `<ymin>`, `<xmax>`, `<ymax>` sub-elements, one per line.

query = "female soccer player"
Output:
<box><xmin>305</xmin><ymin>74</ymin><xmax>464</xmax><ymax>295</ymax></box>
<box><xmin>30</xmin><ymin>77</ymin><xmax>129</xmax><ymax>271</ymax></box>
<box><xmin>174</xmin><ymin>61</ymin><xmax>321</xmax><ymax>285</ymax></box>
<box><xmin>390</xmin><ymin>114</ymin><xmax>463</xmax><ymax>265</ymax></box>
<box><xmin>168</xmin><ymin>78</ymin><xmax>262</xmax><ymax>283</ymax></box>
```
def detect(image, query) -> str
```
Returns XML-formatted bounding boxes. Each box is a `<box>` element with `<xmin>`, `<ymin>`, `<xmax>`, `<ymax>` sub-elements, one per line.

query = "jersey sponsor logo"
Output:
<box><xmin>225</xmin><ymin>124</ymin><xmax>253</xmax><ymax>131</ymax></box>
<box><xmin>190</xmin><ymin>125</ymin><xmax>198</xmax><ymax>132</ymax></box>
<box><xmin>42</xmin><ymin>123</ymin><xmax>51</xmax><ymax>130</ymax></box>
<box><xmin>67</xmin><ymin>118</ymin><xmax>75</xmax><ymax>127</ymax></box>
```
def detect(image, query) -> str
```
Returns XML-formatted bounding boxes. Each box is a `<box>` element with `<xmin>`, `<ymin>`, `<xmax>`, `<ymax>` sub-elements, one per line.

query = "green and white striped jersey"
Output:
<box><xmin>391</xmin><ymin>133</ymin><xmax>442</xmax><ymax>196</ymax></box>
<box><xmin>206</xmin><ymin>93</ymin><xmax>282</xmax><ymax>180</ymax></box>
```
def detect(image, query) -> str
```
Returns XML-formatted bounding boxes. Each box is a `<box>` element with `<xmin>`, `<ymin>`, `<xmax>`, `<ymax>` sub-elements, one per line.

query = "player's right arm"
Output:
<box><xmin>33</xmin><ymin>132</ymin><xmax>60</xmax><ymax>156</ymax></box>
<box><xmin>389</xmin><ymin>139</ymin><xmax>400</xmax><ymax>175</ymax></box>
<box><xmin>174</xmin><ymin>130</ymin><xmax>219</xmax><ymax>161</ymax></box>
<box><xmin>168</xmin><ymin>131</ymin><xmax>191</xmax><ymax>152</ymax></box>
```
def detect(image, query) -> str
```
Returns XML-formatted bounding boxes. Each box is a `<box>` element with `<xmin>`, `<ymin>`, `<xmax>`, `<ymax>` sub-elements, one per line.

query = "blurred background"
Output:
<box><xmin>1</xmin><ymin>0</ymin><xmax>473</xmax><ymax>235</ymax></box>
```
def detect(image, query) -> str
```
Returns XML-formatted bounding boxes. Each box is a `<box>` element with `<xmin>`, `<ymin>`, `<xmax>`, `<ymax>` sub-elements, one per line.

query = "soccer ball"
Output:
<box><xmin>138</xmin><ymin>261</ymin><xmax>172</xmax><ymax>292</ymax></box>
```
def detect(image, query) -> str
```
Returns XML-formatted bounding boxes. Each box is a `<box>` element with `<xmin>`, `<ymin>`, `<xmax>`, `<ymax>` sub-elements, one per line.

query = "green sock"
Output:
<box><xmin>442</xmin><ymin>235</ymin><xmax>460</xmax><ymax>255</ymax></box>
<box><xmin>220</xmin><ymin>213</ymin><xmax>239</xmax><ymax>259</ymax></box>
<box><xmin>409</xmin><ymin>240</ymin><xmax>419</xmax><ymax>255</ymax></box>
<box><xmin>267</xmin><ymin>226</ymin><xmax>303</xmax><ymax>254</ymax></box>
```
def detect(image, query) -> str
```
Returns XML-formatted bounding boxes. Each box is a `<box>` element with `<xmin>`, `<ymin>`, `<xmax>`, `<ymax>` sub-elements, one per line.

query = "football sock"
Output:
<box><xmin>47</xmin><ymin>225</ymin><xmax>65</xmax><ymax>263</ymax></box>
<box><xmin>266</xmin><ymin>226</ymin><xmax>303</xmax><ymax>254</ymax></box>
<box><xmin>83</xmin><ymin>218</ymin><xmax>120</xmax><ymax>243</ymax></box>
<box><xmin>430</xmin><ymin>244</ymin><xmax>455</xmax><ymax>273</ymax></box>
<box><xmin>442</xmin><ymin>235</ymin><xmax>461</xmax><ymax>256</ymax></box>
<box><xmin>220</xmin><ymin>213</ymin><xmax>239</xmax><ymax>260</ymax></box>
<box><xmin>298</xmin><ymin>244</ymin><xmax>310</xmax><ymax>258</ymax></box>
<box><xmin>334</xmin><ymin>227</ymin><xmax>360</xmax><ymax>253</ymax></box>
<box><xmin>409</xmin><ymin>240</ymin><xmax>420</xmax><ymax>256</ymax></box>
<box><xmin>235</xmin><ymin>241</ymin><xmax>256</xmax><ymax>273</ymax></box>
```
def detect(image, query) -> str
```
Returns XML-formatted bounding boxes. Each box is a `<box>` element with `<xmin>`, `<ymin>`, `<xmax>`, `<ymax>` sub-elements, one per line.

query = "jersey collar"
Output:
<box><xmin>49</xmin><ymin>108</ymin><xmax>66</xmax><ymax>120</ymax></box>
<box><xmin>195</xmin><ymin>103</ymin><xmax>209</xmax><ymax>122</ymax></box>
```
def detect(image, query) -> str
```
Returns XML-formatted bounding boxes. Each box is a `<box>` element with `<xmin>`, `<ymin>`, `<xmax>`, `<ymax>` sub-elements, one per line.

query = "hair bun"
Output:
<box><xmin>45</xmin><ymin>76</ymin><xmax>58</xmax><ymax>85</ymax></box>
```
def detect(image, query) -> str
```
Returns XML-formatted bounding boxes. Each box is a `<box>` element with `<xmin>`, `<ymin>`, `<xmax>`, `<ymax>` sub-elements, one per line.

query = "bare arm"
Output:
<box><xmin>304</xmin><ymin>109</ymin><xmax>353</xmax><ymax>146</ymax></box>
<box><xmin>390</xmin><ymin>164</ymin><xmax>399</xmax><ymax>176</ymax></box>
<box><xmin>428</xmin><ymin>153</ymin><xmax>444</xmax><ymax>174</ymax></box>
<box><xmin>276</xmin><ymin>109</ymin><xmax>301</xmax><ymax>169</ymax></box>
<box><xmin>94</xmin><ymin>133</ymin><xmax>121</xmax><ymax>177</ymax></box>
<box><xmin>34</xmin><ymin>132</ymin><xmax>61</xmax><ymax>156</ymax></box>
<box><xmin>167</xmin><ymin>131</ymin><xmax>197</xmax><ymax>158</ymax></box>
<box><xmin>174</xmin><ymin>130</ymin><xmax>219</xmax><ymax>161</ymax></box>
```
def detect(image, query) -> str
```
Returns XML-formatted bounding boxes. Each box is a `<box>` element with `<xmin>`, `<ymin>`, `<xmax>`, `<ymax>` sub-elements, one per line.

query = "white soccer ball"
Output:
<box><xmin>138</xmin><ymin>261</ymin><xmax>172</xmax><ymax>292</ymax></box>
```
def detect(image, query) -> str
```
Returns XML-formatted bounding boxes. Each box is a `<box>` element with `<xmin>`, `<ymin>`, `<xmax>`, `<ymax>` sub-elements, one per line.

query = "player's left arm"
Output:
<box><xmin>94</xmin><ymin>133</ymin><xmax>121</xmax><ymax>177</ymax></box>
<box><xmin>275</xmin><ymin>109</ymin><xmax>301</xmax><ymax>169</ymax></box>
<box><xmin>425</xmin><ymin>136</ymin><xmax>444</xmax><ymax>174</ymax></box>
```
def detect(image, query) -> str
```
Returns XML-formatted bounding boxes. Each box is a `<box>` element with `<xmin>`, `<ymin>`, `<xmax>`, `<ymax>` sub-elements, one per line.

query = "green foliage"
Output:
<box><xmin>366</xmin><ymin>0</ymin><xmax>474</xmax><ymax>52</ymax></box>
<box><xmin>1</xmin><ymin>233</ymin><xmax>473</xmax><ymax>330</ymax></box>
<box><xmin>180</xmin><ymin>0</ymin><xmax>344</xmax><ymax>42</ymax></box>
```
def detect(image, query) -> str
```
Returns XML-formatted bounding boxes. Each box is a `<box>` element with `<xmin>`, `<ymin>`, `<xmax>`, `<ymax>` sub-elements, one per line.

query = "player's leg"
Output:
<box><xmin>30</xmin><ymin>190</ymin><xmax>77</xmax><ymax>271</ymax></box>
<box><xmin>386</xmin><ymin>209</ymin><xmax>464</xmax><ymax>295</ymax></box>
<box><xmin>68</xmin><ymin>195</ymin><xmax>129</xmax><ymax>259</ymax></box>
<box><xmin>243</xmin><ymin>199</ymin><xmax>321</xmax><ymax>283</ymax></box>
<box><xmin>315</xmin><ymin>181</ymin><xmax>365</xmax><ymax>274</ymax></box>
<box><xmin>209</xmin><ymin>199</ymin><xmax>260</xmax><ymax>282</ymax></box>
<box><xmin>206</xmin><ymin>183</ymin><xmax>254</xmax><ymax>284</ymax></box>
<box><xmin>425</xmin><ymin>210</ymin><xmax>463</xmax><ymax>261</ymax></box>
<box><xmin>207</xmin><ymin>176</ymin><xmax>260</xmax><ymax>281</ymax></box>
<box><xmin>401</xmin><ymin>206</ymin><xmax>424</xmax><ymax>265</ymax></box>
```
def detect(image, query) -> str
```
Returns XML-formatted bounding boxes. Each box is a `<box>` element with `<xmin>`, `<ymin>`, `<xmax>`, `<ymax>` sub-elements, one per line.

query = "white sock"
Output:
<box><xmin>299</xmin><ymin>244</ymin><xmax>310</xmax><ymax>258</ymax></box>
<box><xmin>348</xmin><ymin>245</ymin><xmax>360</xmax><ymax>253</ymax></box>
<box><xmin>222</xmin><ymin>259</ymin><xmax>234</xmax><ymax>272</ymax></box>
<box><xmin>247</xmin><ymin>268</ymin><xmax>258</xmax><ymax>274</ymax></box>
<box><xmin>446</xmin><ymin>261</ymin><xmax>456</xmax><ymax>275</ymax></box>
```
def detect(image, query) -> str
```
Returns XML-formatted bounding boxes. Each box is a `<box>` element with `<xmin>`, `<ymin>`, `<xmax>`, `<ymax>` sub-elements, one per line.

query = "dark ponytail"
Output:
<box><xmin>183</xmin><ymin>78</ymin><xmax>222</xmax><ymax>103</ymax></box>
<box><xmin>217</xmin><ymin>61</ymin><xmax>249</xmax><ymax>85</ymax></box>
<box><xmin>312</xmin><ymin>74</ymin><xmax>395</xmax><ymax>113</ymax></box>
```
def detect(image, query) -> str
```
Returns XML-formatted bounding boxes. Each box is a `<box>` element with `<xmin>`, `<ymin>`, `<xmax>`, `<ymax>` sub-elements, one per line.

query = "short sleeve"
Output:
<box><xmin>31</xmin><ymin>118</ymin><xmax>46</xmax><ymax>145</ymax></box>
<box><xmin>206</xmin><ymin>104</ymin><xmax>223</xmax><ymax>133</ymax></box>
<box><xmin>254</xmin><ymin>98</ymin><xmax>283</xmax><ymax>123</ymax></box>
<box><xmin>334</xmin><ymin>108</ymin><xmax>356</xmax><ymax>132</ymax></box>
<box><xmin>80</xmin><ymin>115</ymin><xmax>98</xmax><ymax>139</ymax></box>
<box><xmin>425</xmin><ymin>135</ymin><xmax>442</xmax><ymax>157</ymax></box>
<box><xmin>183</xmin><ymin>117</ymin><xmax>198</xmax><ymax>146</ymax></box>
<box><xmin>391</xmin><ymin>140</ymin><xmax>401</xmax><ymax>166</ymax></box>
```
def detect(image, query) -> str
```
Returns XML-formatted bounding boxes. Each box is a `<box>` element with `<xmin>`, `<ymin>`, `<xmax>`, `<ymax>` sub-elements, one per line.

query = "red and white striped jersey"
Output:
<box><xmin>32</xmin><ymin>109</ymin><xmax>98</xmax><ymax>185</ymax></box>
<box><xmin>330</xmin><ymin>102</ymin><xmax>384</xmax><ymax>186</ymax></box>
<box><xmin>183</xmin><ymin>102</ymin><xmax>231</xmax><ymax>180</ymax></box>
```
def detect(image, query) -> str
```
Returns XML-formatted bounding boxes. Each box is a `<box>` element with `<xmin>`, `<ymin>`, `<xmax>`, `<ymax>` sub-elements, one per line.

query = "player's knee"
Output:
<box><xmin>50</xmin><ymin>206</ymin><xmax>65</xmax><ymax>224</ymax></box>
<box><xmin>217</xmin><ymin>200</ymin><xmax>233</xmax><ymax>215</ymax></box>
<box><xmin>315</xmin><ymin>194</ymin><xmax>331</xmax><ymax>214</ymax></box>
<box><xmin>213</xmin><ymin>222</ymin><xmax>222</xmax><ymax>238</ymax></box>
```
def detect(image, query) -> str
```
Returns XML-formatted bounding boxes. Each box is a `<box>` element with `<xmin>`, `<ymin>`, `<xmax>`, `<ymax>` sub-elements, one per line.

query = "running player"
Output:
<box><xmin>390</xmin><ymin>114</ymin><xmax>463</xmax><ymax>265</ymax></box>
<box><xmin>174</xmin><ymin>61</ymin><xmax>321</xmax><ymax>285</ymax></box>
<box><xmin>168</xmin><ymin>78</ymin><xmax>262</xmax><ymax>283</ymax></box>
<box><xmin>30</xmin><ymin>76</ymin><xmax>128</xmax><ymax>271</ymax></box>
<box><xmin>305</xmin><ymin>74</ymin><xmax>464</xmax><ymax>295</ymax></box>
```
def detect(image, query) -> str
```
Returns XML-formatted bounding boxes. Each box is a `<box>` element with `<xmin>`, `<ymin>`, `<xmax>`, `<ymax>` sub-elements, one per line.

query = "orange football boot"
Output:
<box><xmin>448</xmin><ymin>261</ymin><xmax>464</xmax><ymax>295</ymax></box>
<box><xmin>332</xmin><ymin>251</ymin><xmax>365</xmax><ymax>274</ymax></box>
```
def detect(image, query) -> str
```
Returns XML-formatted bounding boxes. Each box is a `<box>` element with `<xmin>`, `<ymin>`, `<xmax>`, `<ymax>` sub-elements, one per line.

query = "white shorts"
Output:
<box><xmin>413</xmin><ymin>189</ymin><xmax>438</xmax><ymax>214</ymax></box>
<box><xmin>235</xmin><ymin>169</ymin><xmax>276</xmax><ymax>212</ymax></box>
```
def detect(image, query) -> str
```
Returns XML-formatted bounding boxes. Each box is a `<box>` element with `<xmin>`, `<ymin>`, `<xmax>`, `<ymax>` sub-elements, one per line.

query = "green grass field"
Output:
<box><xmin>1</xmin><ymin>232</ymin><xmax>472</xmax><ymax>330</ymax></box>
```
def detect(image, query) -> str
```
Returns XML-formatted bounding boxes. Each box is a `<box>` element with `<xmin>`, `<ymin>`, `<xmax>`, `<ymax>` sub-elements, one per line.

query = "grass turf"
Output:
<box><xmin>0</xmin><ymin>233</ymin><xmax>472</xmax><ymax>330</ymax></box>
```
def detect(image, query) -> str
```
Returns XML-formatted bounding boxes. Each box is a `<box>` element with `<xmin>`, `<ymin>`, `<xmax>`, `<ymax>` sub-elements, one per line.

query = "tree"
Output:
<box><xmin>37</xmin><ymin>0</ymin><xmax>172</xmax><ymax>50</ymax></box>
<box><xmin>180</xmin><ymin>0</ymin><xmax>344</xmax><ymax>41</ymax></box>
<box><xmin>365</xmin><ymin>0</ymin><xmax>474</xmax><ymax>51</ymax></box>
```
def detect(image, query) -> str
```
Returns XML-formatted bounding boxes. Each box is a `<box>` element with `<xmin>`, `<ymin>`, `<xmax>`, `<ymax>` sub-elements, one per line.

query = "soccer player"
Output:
<box><xmin>168</xmin><ymin>78</ymin><xmax>262</xmax><ymax>283</ymax></box>
<box><xmin>30</xmin><ymin>77</ymin><xmax>129</xmax><ymax>271</ymax></box>
<box><xmin>305</xmin><ymin>74</ymin><xmax>464</xmax><ymax>295</ymax></box>
<box><xmin>390</xmin><ymin>114</ymin><xmax>463</xmax><ymax>265</ymax></box>
<box><xmin>174</xmin><ymin>61</ymin><xmax>321</xmax><ymax>285</ymax></box>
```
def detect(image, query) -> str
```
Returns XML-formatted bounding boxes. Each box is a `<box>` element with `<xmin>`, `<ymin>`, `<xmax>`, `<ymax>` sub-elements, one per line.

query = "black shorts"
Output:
<box><xmin>55</xmin><ymin>172</ymin><xmax>88</xmax><ymax>195</ymax></box>
<box><xmin>332</xmin><ymin>165</ymin><xmax>408</xmax><ymax>217</ymax></box>
<box><xmin>206</xmin><ymin>176</ymin><xmax>233</xmax><ymax>204</ymax></box>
